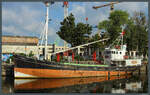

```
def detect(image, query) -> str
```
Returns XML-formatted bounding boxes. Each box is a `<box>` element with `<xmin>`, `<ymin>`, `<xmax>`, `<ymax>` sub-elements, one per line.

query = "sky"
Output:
<box><xmin>2</xmin><ymin>2</ymin><xmax>148</xmax><ymax>46</ymax></box>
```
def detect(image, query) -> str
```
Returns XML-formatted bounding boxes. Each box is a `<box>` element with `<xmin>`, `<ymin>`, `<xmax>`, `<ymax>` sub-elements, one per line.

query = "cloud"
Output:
<box><xmin>70</xmin><ymin>4</ymin><xmax>86</xmax><ymax>23</ymax></box>
<box><xmin>2</xmin><ymin>25</ymin><xmax>21</xmax><ymax>35</ymax></box>
<box><xmin>69</xmin><ymin>2</ymin><xmax>110</xmax><ymax>25</ymax></box>
<box><xmin>2</xmin><ymin>2</ymin><xmax>63</xmax><ymax>44</ymax></box>
<box><xmin>68</xmin><ymin>2</ymin><xmax>148</xmax><ymax>36</ymax></box>
<box><xmin>69</xmin><ymin>2</ymin><xmax>109</xmax><ymax>34</ymax></box>
<box><xmin>116</xmin><ymin>2</ymin><xmax>148</xmax><ymax>16</ymax></box>
<box><xmin>2</xmin><ymin>2</ymin><xmax>148</xmax><ymax>46</ymax></box>
<box><xmin>2</xmin><ymin>3</ymin><xmax>45</xmax><ymax>36</ymax></box>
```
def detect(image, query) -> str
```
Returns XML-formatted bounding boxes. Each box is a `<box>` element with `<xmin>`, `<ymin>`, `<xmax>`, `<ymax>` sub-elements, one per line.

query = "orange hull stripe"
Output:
<box><xmin>15</xmin><ymin>68</ymin><xmax>109</xmax><ymax>78</ymax></box>
<box><xmin>14</xmin><ymin>68</ymin><xmax>130</xmax><ymax>78</ymax></box>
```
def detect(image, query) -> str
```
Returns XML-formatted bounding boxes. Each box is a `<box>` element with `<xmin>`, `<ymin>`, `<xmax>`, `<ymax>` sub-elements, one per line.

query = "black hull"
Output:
<box><xmin>13</xmin><ymin>55</ymin><xmax>140</xmax><ymax>71</ymax></box>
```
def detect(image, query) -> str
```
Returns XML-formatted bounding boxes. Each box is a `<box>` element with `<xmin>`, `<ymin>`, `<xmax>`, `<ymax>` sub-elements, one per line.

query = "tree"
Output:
<box><xmin>98</xmin><ymin>10</ymin><xmax>148</xmax><ymax>57</ymax></box>
<box><xmin>98</xmin><ymin>10</ymin><xmax>129</xmax><ymax>46</ymax></box>
<box><xmin>88</xmin><ymin>34</ymin><xmax>104</xmax><ymax>49</ymax></box>
<box><xmin>57</xmin><ymin>13</ymin><xmax>92</xmax><ymax>47</ymax></box>
<box><xmin>124</xmin><ymin>19</ymin><xmax>137</xmax><ymax>51</ymax></box>
<box><xmin>125</xmin><ymin>11</ymin><xmax>148</xmax><ymax>56</ymax></box>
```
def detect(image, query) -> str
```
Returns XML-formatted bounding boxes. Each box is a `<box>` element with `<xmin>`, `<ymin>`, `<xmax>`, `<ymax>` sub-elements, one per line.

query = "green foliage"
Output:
<box><xmin>109</xmin><ymin>10</ymin><xmax>129</xmax><ymax>26</ymax></box>
<box><xmin>98</xmin><ymin>10</ymin><xmax>129</xmax><ymax>45</ymax></box>
<box><xmin>19</xmin><ymin>53</ymin><xmax>26</xmax><ymax>56</ymax></box>
<box><xmin>89</xmin><ymin>34</ymin><xmax>104</xmax><ymax>50</ymax></box>
<box><xmin>57</xmin><ymin>13</ymin><xmax>92</xmax><ymax>47</ymax></box>
<box><xmin>5</xmin><ymin>59</ymin><xmax>10</xmax><ymax>63</ymax></box>
<box><xmin>98</xmin><ymin>10</ymin><xmax>148</xmax><ymax>57</ymax></box>
<box><xmin>124</xmin><ymin>11</ymin><xmax>148</xmax><ymax>56</ymax></box>
<box><xmin>29</xmin><ymin>51</ymin><xmax>34</xmax><ymax>57</ymax></box>
<box><xmin>5</xmin><ymin>56</ymin><xmax>14</xmax><ymax>63</ymax></box>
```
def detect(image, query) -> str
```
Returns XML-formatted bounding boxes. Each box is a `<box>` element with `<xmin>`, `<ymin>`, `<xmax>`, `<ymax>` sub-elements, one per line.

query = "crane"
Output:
<box><xmin>92</xmin><ymin>2</ymin><xmax>120</xmax><ymax>12</ymax></box>
<box><xmin>92</xmin><ymin>2</ymin><xmax>120</xmax><ymax>38</ymax></box>
<box><xmin>54</xmin><ymin>2</ymin><xmax>69</xmax><ymax>48</ymax></box>
<box><xmin>63</xmin><ymin>1</ymin><xmax>69</xmax><ymax>50</ymax></box>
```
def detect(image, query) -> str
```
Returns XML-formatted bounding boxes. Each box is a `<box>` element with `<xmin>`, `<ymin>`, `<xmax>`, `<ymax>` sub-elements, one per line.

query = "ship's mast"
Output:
<box><xmin>121</xmin><ymin>29</ymin><xmax>123</xmax><ymax>50</ymax></box>
<box><xmin>44</xmin><ymin>2</ymin><xmax>49</xmax><ymax>60</ymax></box>
<box><xmin>121</xmin><ymin>26</ymin><xmax>125</xmax><ymax>50</ymax></box>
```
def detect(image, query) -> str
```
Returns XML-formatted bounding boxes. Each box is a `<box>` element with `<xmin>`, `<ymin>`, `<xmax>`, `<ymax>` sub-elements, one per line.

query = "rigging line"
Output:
<box><xmin>32</xmin><ymin>18</ymin><xmax>45</xmax><ymax>37</ymax></box>
<box><xmin>116</xmin><ymin>36</ymin><xmax>121</xmax><ymax>46</ymax></box>
<box><xmin>40</xmin><ymin>22</ymin><xmax>46</xmax><ymax>46</ymax></box>
<box><xmin>39</xmin><ymin>21</ymin><xmax>46</xmax><ymax>40</ymax></box>
<box><xmin>108</xmin><ymin>35</ymin><xmax>121</xmax><ymax>48</ymax></box>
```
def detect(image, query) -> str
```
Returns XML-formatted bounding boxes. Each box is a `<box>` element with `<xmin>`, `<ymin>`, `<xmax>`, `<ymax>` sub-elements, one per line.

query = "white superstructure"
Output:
<box><xmin>104</xmin><ymin>45</ymin><xmax>126</xmax><ymax>61</ymax></box>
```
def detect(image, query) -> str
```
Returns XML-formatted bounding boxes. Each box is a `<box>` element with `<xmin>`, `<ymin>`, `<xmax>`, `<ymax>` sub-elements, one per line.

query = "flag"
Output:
<box><xmin>64</xmin><ymin>1</ymin><xmax>68</xmax><ymax>6</ymax></box>
<box><xmin>121</xmin><ymin>31</ymin><xmax>125</xmax><ymax>35</ymax></box>
<box><xmin>86</xmin><ymin>17</ymin><xmax>88</xmax><ymax>21</ymax></box>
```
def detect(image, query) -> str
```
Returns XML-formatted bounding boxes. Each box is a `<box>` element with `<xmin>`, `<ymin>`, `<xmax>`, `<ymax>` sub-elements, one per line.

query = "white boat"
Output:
<box><xmin>103</xmin><ymin>31</ymin><xmax>142</xmax><ymax>67</ymax></box>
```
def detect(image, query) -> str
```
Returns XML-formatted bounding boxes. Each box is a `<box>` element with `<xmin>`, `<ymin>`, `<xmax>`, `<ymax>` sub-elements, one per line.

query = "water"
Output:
<box><xmin>2</xmin><ymin>74</ymin><xmax>148</xmax><ymax>93</ymax></box>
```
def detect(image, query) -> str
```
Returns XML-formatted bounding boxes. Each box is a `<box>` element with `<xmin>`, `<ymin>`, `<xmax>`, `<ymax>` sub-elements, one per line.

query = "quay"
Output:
<box><xmin>132</xmin><ymin>63</ymin><xmax>148</xmax><ymax>75</ymax></box>
<box><xmin>2</xmin><ymin>62</ymin><xmax>14</xmax><ymax>77</ymax></box>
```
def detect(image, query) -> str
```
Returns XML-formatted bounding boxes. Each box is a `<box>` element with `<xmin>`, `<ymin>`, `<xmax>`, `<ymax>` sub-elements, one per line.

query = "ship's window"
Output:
<box><xmin>120</xmin><ymin>52</ymin><xmax>122</xmax><ymax>54</ymax></box>
<box><xmin>111</xmin><ymin>51</ymin><xmax>113</xmax><ymax>54</ymax></box>
<box><xmin>116</xmin><ymin>52</ymin><xmax>118</xmax><ymax>54</ymax></box>
<box><xmin>106</xmin><ymin>51</ymin><xmax>110</xmax><ymax>54</ymax></box>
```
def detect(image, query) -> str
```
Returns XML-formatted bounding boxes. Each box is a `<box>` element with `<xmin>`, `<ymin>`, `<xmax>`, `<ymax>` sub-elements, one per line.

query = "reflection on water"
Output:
<box><xmin>2</xmin><ymin>74</ymin><xmax>148</xmax><ymax>93</ymax></box>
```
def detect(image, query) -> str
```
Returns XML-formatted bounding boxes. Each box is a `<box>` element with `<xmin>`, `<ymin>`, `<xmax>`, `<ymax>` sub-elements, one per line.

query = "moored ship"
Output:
<box><xmin>13</xmin><ymin>2</ymin><xmax>142</xmax><ymax>78</ymax></box>
<box><xmin>13</xmin><ymin>55</ymin><xmax>140</xmax><ymax>78</ymax></box>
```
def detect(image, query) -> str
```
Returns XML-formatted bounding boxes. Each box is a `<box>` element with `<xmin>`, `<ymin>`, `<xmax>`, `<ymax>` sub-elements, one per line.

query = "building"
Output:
<box><xmin>2</xmin><ymin>36</ymin><xmax>39</xmax><ymax>55</ymax></box>
<box><xmin>2</xmin><ymin>35</ymin><xmax>67</xmax><ymax>61</ymax></box>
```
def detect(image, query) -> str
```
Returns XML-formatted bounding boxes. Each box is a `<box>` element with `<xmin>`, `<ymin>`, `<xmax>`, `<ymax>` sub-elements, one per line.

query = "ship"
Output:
<box><xmin>13</xmin><ymin>2</ymin><xmax>142</xmax><ymax>78</ymax></box>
